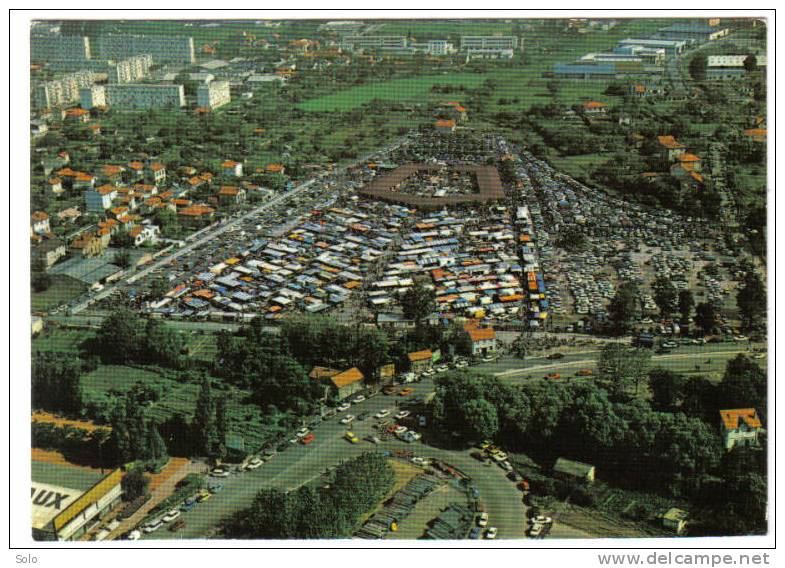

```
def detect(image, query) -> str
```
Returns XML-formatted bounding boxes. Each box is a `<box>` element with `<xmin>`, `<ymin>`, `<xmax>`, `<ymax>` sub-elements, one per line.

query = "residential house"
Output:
<box><xmin>57</xmin><ymin>207</ymin><xmax>81</xmax><ymax>224</ymax></box>
<box><xmin>222</xmin><ymin>160</ymin><xmax>243</xmax><ymax>177</ymax></box>
<box><xmin>64</xmin><ymin>107</ymin><xmax>90</xmax><ymax>123</ymax></box>
<box><xmin>100</xmin><ymin>164</ymin><xmax>125</xmax><ymax>183</ymax></box>
<box><xmin>265</xmin><ymin>163</ymin><xmax>285</xmax><ymax>176</ymax></box>
<box><xmin>329</xmin><ymin>367</ymin><xmax>365</xmax><ymax>400</ymax></box>
<box><xmin>657</xmin><ymin>135</ymin><xmax>687</xmax><ymax>162</ymax></box>
<box><xmin>670</xmin><ymin>165</ymin><xmax>704</xmax><ymax>191</ymax></box>
<box><xmin>408</xmin><ymin>349</ymin><xmax>434</xmax><ymax>372</ymax></box>
<box><xmin>178</xmin><ymin>204</ymin><xmax>216</xmax><ymax>227</ymax></box>
<box><xmin>434</xmin><ymin>119</ymin><xmax>456</xmax><ymax>133</ymax></box>
<box><xmin>129</xmin><ymin>224</ymin><xmax>161</xmax><ymax>246</ymax></box>
<box><xmin>84</xmin><ymin>185</ymin><xmax>117</xmax><ymax>213</ymax></box>
<box><xmin>582</xmin><ymin>101</ymin><xmax>607</xmax><ymax>114</ymax></box>
<box><xmin>218</xmin><ymin>185</ymin><xmax>246</xmax><ymax>205</ymax></box>
<box><xmin>70</xmin><ymin>231</ymin><xmax>105</xmax><ymax>257</ymax></box>
<box><xmin>30</xmin><ymin>211</ymin><xmax>51</xmax><ymax>236</ymax></box>
<box><xmin>376</xmin><ymin>313</ymin><xmax>416</xmax><ymax>335</ymax></box>
<box><xmin>463</xmin><ymin>322</ymin><xmax>497</xmax><ymax>357</ymax></box>
<box><xmin>73</xmin><ymin>172</ymin><xmax>96</xmax><ymax>190</ymax></box>
<box><xmin>743</xmin><ymin>128</ymin><xmax>767</xmax><ymax>143</ymax></box>
<box><xmin>127</xmin><ymin>161</ymin><xmax>146</xmax><ymax>178</ymax></box>
<box><xmin>662</xmin><ymin>508</ymin><xmax>689</xmax><ymax>535</ymax></box>
<box><xmin>720</xmin><ymin>408</ymin><xmax>763</xmax><ymax>450</ymax></box>
<box><xmin>32</xmin><ymin>238</ymin><xmax>67</xmax><ymax>270</ymax></box>
<box><xmin>148</xmin><ymin>162</ymin><xmax>166</xmax><ymax>184</ymax></box>
<box><xmin>674</xmin><ymin>152</ymin><xmax>702</xmax><ymax>172</ymax></box>
<box><xmin>553</xmin><ymin>457</ymin><xmax>596</xmax><ymax>483</ymax></box>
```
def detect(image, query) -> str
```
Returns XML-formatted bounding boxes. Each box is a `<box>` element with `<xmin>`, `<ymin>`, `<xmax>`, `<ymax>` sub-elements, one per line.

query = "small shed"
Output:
<box><xmin>553</xmin><ymin>457</ymin><xmax>596</xmax><ymax>483</ymax></box>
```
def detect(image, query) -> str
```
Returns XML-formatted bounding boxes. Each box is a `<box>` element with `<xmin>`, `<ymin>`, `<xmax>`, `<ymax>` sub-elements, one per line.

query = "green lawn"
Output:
<box><xmin>32</xmin><ymin>327</ymin><xmax>93</xmax><ymax>355</ymax></box>
<box><xmin>31</xmin><ymin>275</ymin><xmax>87</xmax><ymax>312</ymax></box>
<box><xmin>297</xmin><ymin>73</ymin><xmax>487</xmax><ymax>112</ymax></box>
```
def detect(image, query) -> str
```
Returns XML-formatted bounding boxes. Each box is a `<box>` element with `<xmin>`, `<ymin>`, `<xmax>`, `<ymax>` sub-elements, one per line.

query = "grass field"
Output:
<box><xmin>32</xmin><ymin>327</ymin><xmax>93</xmax><ymax>354</ymax></box>
<box><xmin>297</xmin><ymin>73</ymin><xmax>487</xmax><ymax>112</ymax></box>
<box><xmin>31</xmin><ymin>275</ymin><xmax>87</xmax><ymax>312</ymax></box>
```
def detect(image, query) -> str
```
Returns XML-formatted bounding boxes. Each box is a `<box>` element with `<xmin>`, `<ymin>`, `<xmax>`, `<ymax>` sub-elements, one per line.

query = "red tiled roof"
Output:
<box><xmin>720</xmin><ymin>408</ymin><xmax>762</xmax><ymax>430</ymax></box>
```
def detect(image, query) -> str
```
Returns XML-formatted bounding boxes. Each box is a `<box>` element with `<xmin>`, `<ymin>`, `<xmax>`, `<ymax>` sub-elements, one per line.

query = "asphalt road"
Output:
<box><xmin>142</xmin><ymin>375</ymin><xmax>527</xmax><ymax>541</ymax></box>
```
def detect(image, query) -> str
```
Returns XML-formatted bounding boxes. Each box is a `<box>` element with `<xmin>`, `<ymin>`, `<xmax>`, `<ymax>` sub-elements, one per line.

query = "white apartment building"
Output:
<box><xmin>95</xmin><ymin>34</ymin><xmax>195</xmax><ymax>64</ymax></box>
<box><xmin>707</xmin><ymin>54</ymin><xmax>767</xmax><ymax>68</ymax></box>
<box><xmin>109</xmin><ymin>54</ymin><xmax>153</xmax><ymax>84</ymax></box>
<box><xmin>33</xmin><ymin>70</ymin><xmax>98</xmax><ymax>109</ymax></box>
<box><xmin>105</xmin><ymin>84</ymin><xmax>185</xmax><ymax>110</ymax></box>
<box><xmin>466</xmin><ymin>48</ymin><xmax>515</xmax><ymax>61</ymax></box>
<box><xmin>342</xmin><ymin>36</ymin><xmax>409</xmax><ymax>51</ymax></box>
<box><xmin>197</xmin><ymin>81</ymin><xmax>232</xmax><ymax>110</ymax></box>
<box><xmin>460</xmin><ymin>36</ymin><xmax>519</xmax><ymax>50</ymax></box>
<box><xmin>31</xmin><ymin>32</ymin><xmax>91</xmax><ymax>61</ymax></box>
<box><xmin>79</xmin><ymin>85</ymin><xmax>106</xmax><ymax>109</ymax></box>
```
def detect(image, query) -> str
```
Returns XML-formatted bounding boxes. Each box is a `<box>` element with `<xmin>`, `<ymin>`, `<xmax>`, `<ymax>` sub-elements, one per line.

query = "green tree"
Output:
<box><xmin>652</xmin><ymin>276</ymin><xmax>678</xmax><ymax>319</ymax></box>
<box><xmin>463</xmin><ymin>398</ymin><xmax>500</xmax><ymax>439</ymax></box>
<box><xmin>689</xmin><ymin>53</ymin><xmax>707</xmax><ymax>81</ymax></box>
<box><xmin>32</xmin><ymin>272</ymin><xmax>53</xmax><ymax>292</ymax></box>
<box><xmin>95</xmin><ymin>309</ymin><xmax>141</xmax><ymax>364</ymax></box>
<box><xmin>678</xmin><ymin>290</ymin><xmax>695</xmax><ymax>324</ymax></box>
<box><xmin>401</xmin><ymin>280</ymin><xmax>436</xmax><ymax>325</ymax></box>
<box><xmin>743</xmin><ymin>54</ymin><xmax>758</xmax><ymax>73</ymax></box>
<box><xmin>113</xmin><ymin>249</ymin><xmax>132</xmax><ymax>269</ymax></box>
<box><xmin>194</xmin><ymin>375</ymin><xmax>216</xmax><ymax>457</ymax></box>
<box><xmin>607</xmin><ymin>281</ymin><xmax>639</xmax><ymax>335</ymax></box>
<box><xmin>694</xmin><ymin>302</ymin><xmax>718</xmax><ymax>334</ymax></box>
<box><xmin>597</xmin><ymin>343</ymin><xmax>651</xmax><ymax>397</ymax></box>
<box><xmin>736</xmin><ymin>271</ymin><xmax>766</xmax><ymax>332</ymax></box>
<box><xmin>649</xmin><ymin>368</ymin><xmax>686</xmax><ymax>411</ymax></box>
<box><xmin>121</xmin><ymin>467</ymin><xmax>150</xmax><ymax>501</ymax></box>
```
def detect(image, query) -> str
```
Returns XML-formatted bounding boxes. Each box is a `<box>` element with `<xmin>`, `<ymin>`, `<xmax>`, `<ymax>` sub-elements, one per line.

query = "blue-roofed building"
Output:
<box><xmin>553</xmin><ymin>62</ymin><xmax>618</xmax><ymax>79</ymax></box>
<box><xmin>656</xmin><ymin>22</ymin><xmax>730</xmax><ymax>43</ymax></box>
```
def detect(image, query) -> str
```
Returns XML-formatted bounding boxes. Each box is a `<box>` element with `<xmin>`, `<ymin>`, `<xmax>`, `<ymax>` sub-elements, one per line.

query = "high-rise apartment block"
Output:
<box><xmin>95</xmin><ymin>34</ymin><xmax>195</xmax><ymax>64</ymax></box>
<box><xmin>105</xmin><ymin>84</ymin><xmax>185</xmax><ymax>110</ymax></box>
<box><xmin>197</xmin><ymin>81</ymin><xmax>231</xmax><ymax>110</ymax></box>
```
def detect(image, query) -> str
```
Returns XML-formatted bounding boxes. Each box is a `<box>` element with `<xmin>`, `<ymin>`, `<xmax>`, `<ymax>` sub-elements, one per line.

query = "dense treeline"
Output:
<box><xmin>224</xmin><ymin>452</ymin><xmax>394</xmax><ymax>539</ymax></box>
<box><xmin>32</xmin><ymin>353</ymin><xmax>88</xmax><ymax>415</ymax></box>
<box><xmin>91</xmin><ymin>309</ymin><xmax>187</xmax><ymax>369</ymax></box>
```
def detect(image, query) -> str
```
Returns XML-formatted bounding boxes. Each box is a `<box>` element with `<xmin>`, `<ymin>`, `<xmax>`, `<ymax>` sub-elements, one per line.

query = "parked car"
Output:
<box><xmin>143</xmin><ymin>520</ymin><xmax>163</xmax><ymax>534</ymax></box>
<box><xmin>245</xmin><ymin>457</ymin><xmax>263</xmax><ymax>470</ymax></box>
<box><xmin>395</xmin><ymin>410</ymin><xmax>411</xmax><ymax>420</ymax></box>
<box><xmin>337</xmin><ymin>402</ymin><xmax>351</xmax><ymax>412</ymax></box>
<box><xmin>383</xmin><ymin>385</ymin><xmax>399</xmax><ymax>395</ymax></box>
<box><xmin>210</xmin><ymin>468</ymin><xmax>230</xmax><ymax>478</ymax></box>
<box><xmin>398</xmin><ymin>387</ymin><xmax>414</xmax><ymax>396</ymax></box>
<box><xmin>375</xmin><ymin>409</ymin><xmax>391</xmax><ymax>419</ymax></box>
<box><xmin>575</xmin><ymin>369</ymin><xmax>593</xmax><ymax>376</ymax></box>
<box><xmin>296</xmin><ymin>427</ymin><xmax>310</xmax><ymax>438</ymax></box>
<box><xmin>301</xmin><ymin>433</ymin><xmax>315</xmax><ymax>445</ymax></box>
<box><xmin>478</xmin><ymin>512</ymin><xmax>489</xmax><ymax>527</ymax></box>
<box><xmin>126</xmin><ymin>529</ymin><xmax>141</xmax><ymax>540</ymax></box>
<box><xmin>469</xmin><ymin>527</ymin><xmax>482</xmax><ymax>539</ymax></box>
<box><xmin>547</xmin><ymin>352</ymin><xmax>564</xmax><ymax>360</ymax></box>
<box><xmin>180</xmin><ymin>497</ymin><xmax>197</xmax><ymax>512</ymax></box>
<box><xmin>366</xmin><ymin>435</ymin><xmax>382</xmax><ymax>444</ymax></box>
<box><xmin>352</xmin><ymin>395</ymin><xmax>366</xmax><ymax>404</ymax></box>
<box><xmin>545</xmin><ymin>373</ymin><xmax>561</xmax><ymax>380</ymax></box>
<box><xmin>168</xmin><ymin>518</ymin><xmax>186</xmax><ymax>532</ymax></box>
<box><xmin>485</xmin><ymin>527</ymin><xmax>498</xmax><ymax>539</ymax></box>
<box><xmin>357</xmin><ymin>411</ymin><xmax>371</xmax><ymax>421</ymax></box>
<box><xmin>340</xmin><ymin>414</ymin><xmax>355</xmax><ymax>424</ymax></box>
<box><xmin>195</xmin><ymin>489</ymin><xmax>211</xmax><ymax>503</ymax></box>
<box><xmin>344</xmin><ymin>431</ymin><xmax>360</xmax><ymax>444</ymax></box>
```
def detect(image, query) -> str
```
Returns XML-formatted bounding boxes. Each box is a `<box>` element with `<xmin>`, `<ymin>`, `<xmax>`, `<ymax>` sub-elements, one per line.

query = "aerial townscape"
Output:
<box><xmin>27</xmin><ymin>17</ymin><xmax>768</xmax><ymax>543</ymax></box>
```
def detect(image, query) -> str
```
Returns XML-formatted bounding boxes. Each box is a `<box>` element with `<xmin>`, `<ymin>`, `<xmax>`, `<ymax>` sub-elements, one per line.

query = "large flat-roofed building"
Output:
<box><xmin>618</xmin><ymin>38</ymin><xmax>687</xmax><ymax>55</ymax></box>
<box><xmin>657</xmin><ymin>23</ymin><xmax>730</xmax><ymax>43</ymax></box>
<box><xmin>466</xmin><ymin>48</ymin><xmax>515</xmax><ymax>61</ymax></box>
<box><xmin>95</xmin><ymin>34</ymin><xmax>195</xmax><ymax>64</ymax></box>
<box><xmin>342</xmin><ymin>35</ymin><xmax>408</xmax><ymax>52</ymax></box>
<box><xmin>105</xmin><ymin>84</ymin><xmax>185</xmax><ymax>110</ymax></box>
<box><xmin>32</xmin><ymin>461</ymin><xmax>123</xmax><ymax>541</ymax></box>
<box><xmin>197</xmin><ymin>81</ymin><xmax>231</xmax><ymax>109</ymax></box>
<box><xmin>31</xmin><ymin>31</ymin><xmax>91</xmax><ymax>62</ymax></box>
<box><xmin>460</xmin><ymin>36</ymin><xmax>518</xmax><ymax>50</ymax></box>
<box><xmin>553</xmin><ymin>62</ymin><xmax>618</xmax><ymax>80</ymax></box>
<box><xmin>707</xmin><ymin>54</ymin><xmax>767</xmax><ymax>79</ymax></box>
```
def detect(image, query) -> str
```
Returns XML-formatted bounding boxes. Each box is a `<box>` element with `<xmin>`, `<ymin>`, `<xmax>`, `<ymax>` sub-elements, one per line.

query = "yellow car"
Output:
<box><xmin>195</xmin><ymin>489</ymin><xmax>211</xmax><ymax>503</ymax></box>
<box><xmin>345</xmin><ymin>431</ymin><xmax>360</xmax><ymax>444</ymax></box>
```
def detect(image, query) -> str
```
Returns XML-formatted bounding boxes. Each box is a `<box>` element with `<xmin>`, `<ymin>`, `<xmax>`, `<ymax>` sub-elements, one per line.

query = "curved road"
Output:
<box><xmin>142</xmin><ymin>376</ymin><xmax>527</xmax><ymax>541</ymax></box>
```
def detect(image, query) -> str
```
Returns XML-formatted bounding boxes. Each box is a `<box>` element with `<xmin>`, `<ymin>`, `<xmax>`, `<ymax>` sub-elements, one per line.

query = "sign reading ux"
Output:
<box><xmin>31</xmin><ymin>482</ymin><xmax>79</xmax><ymax>529</ymax></box>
